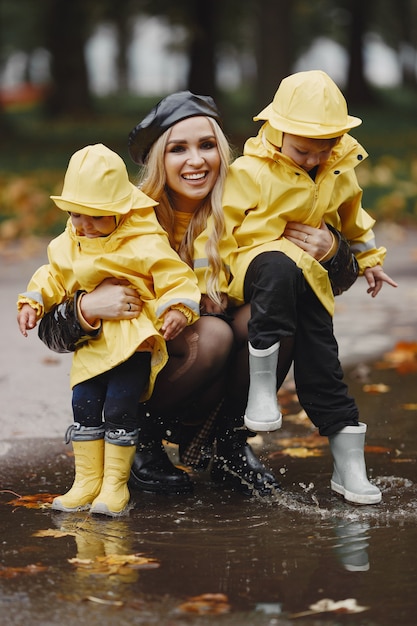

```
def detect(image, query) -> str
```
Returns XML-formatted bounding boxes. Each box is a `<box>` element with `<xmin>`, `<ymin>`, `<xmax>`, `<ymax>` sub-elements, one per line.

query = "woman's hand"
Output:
<box><xmin>79</xmin><ymin>278</ymin><xmax>142</xmax><ymax>325</ymax></box>
<box><xmin>283</xmin><ymin>220</ymin><xmax>334</xmax><ymax>261</ymax></box>
<box><xmin>364</xmin><ymin>266</ymin><xmax>398</xmax><ymax>297</ymax></box>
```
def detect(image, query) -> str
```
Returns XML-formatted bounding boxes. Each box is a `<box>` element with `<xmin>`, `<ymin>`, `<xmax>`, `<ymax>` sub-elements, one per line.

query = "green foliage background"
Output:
<box><xmin>1</xmin><ymin>86</ymin><xmax>417</xmax><ymax>246</ymax></box>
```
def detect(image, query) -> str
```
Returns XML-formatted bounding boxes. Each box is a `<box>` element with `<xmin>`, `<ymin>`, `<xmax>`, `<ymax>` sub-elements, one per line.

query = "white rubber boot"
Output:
<box><xmin>329</xmin><ymin>422</ymin><xmax>381</xmax><ymax>505</ymax></box>
<box><xmin>244</xmin><ymin>342</ymin><xmax>282</xmax><ymax>432</ymax></box>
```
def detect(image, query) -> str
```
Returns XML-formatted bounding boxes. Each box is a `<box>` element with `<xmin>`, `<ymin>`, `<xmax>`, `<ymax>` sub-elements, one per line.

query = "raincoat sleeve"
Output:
<box><xmin>327</xmin><ymin>169</ymin><xmax>386</xmax><ymax>273</ymax></box>
<box><xmin>135</xmin><ymin>234</ymin><xmax>200</xmax><ymax>326</ymax></box>
<box><xmin>17</xmin><ymin>258</ymin><xmax>68</xmax><ymax>318</ymax></box>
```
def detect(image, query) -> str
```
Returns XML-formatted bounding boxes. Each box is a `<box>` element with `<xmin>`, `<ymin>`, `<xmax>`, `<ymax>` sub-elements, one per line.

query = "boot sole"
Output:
<box><xmin>331</xmin><ymin>480</ymin><xmax>382</xmax><ymax>505</ymax></box>
<box><xmin>90</xmin><ymin>502</ymin><xmax>130</xmax><ymax>517</ymax></box>
<box><xmin>51</xmin><ymin>502</ymin><xmax>91</xmax><ymax>512</ymax></box>
<box><xmin>128</xmin><ymin>473</ymin><xmax>193</xmax><ymax>495</ymax></box>
<box><xmin>244</xmin><ymin>413</ymin><xmax>282</xmax><ymax>432</ymax></box>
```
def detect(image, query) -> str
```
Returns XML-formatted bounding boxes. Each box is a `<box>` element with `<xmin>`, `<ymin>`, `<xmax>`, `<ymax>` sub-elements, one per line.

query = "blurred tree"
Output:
<box><xmin>43</xmin><ymin>0</ymin><xmax>93</xmax><ymax>117</ymax></box>
<box><xmin>254</xmin><ymin>0</ymin><xmax>293</xmax><ymax>110</ymax></box>
<box><xmin>395</xmin><ymin>0</ymin><xmax>417</xmax><ymax>87</ymax></box>
<box><xmin>186</xmin><ymin>0</ymin><xmax>217</xmax><ymax>96</ymax></box>
<box><xmin>343</xmin><ymin>0</ymin><xmax>376</xmax><ymax>104</ymax></box>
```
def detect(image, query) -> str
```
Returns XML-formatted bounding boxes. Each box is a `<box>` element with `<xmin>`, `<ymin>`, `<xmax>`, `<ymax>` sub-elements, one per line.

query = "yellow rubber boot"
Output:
<box><xmin>52</xmin><ymin>439</ymin><xmax>104</xmax><ymax>512</ymax></box>
<box><xmin>90</xmin><ymin>442</ymin><xmax>136</xmax><ymax>517</ymax></box>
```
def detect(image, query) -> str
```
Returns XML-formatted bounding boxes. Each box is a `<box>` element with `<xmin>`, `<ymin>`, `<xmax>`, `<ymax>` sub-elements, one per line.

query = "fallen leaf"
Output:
<box><xmin>278</xmin><ymin>447</ymin><xmax>324</xmax><ymax>458</ymax></box>
<box><xmin>364</xmin><ymin>445</ymin><xmax>391</xmax><ymax>454</ymax></box>
<box><xmin>377</xmin><ymin>342</ymin><xmax>417</xmax><ymax>374</ymax></box>
<box><xmin>7</xmin><ymin>493</ymin><xmax>59</xmax><ymax>509</ymax></box>
<box><xmin>33</xmin><ymin>529</ymin><xmax>76</xmax><ymax>538</ymax></box>
<box><xmin>362</xmin><ymin>383</ymin><xmax>390</xmax><ymax>394</ymax></box>
<box><xmin>175</xmin><ymin>593</ymin><xmax>230</xmax><ymax>615</ymax></box>
<box><xmin>68</xmin><ymin>553</ymin><xmax>159</xmax><ymax>576</ymax></box>
<box><xmin>85</xmin><ymin>596</ymin><xmax>124</xmax><ymax>607</ymax></box>
<box><xmin>291</xmin><ymin>597</ymin><xmax>369</xmax><ymax>618</ymax></box>
<box><xmin>0</xmin><ymin>564</ymin><xmax>48</xmax><ymax>579</ymax></box>
<box><xmin>96</xmin><ymin>554</ymin><xmax>160</xmax><ymax>569</ymax></box>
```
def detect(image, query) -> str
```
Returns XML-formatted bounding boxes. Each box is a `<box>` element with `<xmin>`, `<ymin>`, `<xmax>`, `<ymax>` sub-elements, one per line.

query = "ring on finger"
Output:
<box><xmin>304</xmin><ymin>235</ymin><xmax>309</xmax><ymax>243</ymax></box>
<box><xmin>128</xmin><ymin>302</ymin><xmax>131</xmax><ymax>311</ymax></box>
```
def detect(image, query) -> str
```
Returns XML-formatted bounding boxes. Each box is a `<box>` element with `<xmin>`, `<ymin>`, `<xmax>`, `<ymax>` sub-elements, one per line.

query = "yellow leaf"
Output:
<box><xmin>279</xmin><ymin>447</ymin><xmax>324</xmax><ymax>458</ymax></box>
<box><xmin>362</xmin><ymin>383</ymin><xmax>390</xmax><ymax>394</ymax></box>
<box><xmin>33</xmin><ymin>529</ymin><xmax>75</xmax><ymax>538</ymax></box>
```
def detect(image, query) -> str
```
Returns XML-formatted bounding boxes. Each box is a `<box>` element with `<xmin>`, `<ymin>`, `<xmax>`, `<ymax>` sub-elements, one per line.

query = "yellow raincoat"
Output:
<box><xmin>221</xmin><ymin>127</ymin><xmax>386</xmax><ymax>316</ymax></box>
<box><xmin>18</xmin><ymin>206</ymin><xmax>200</xmax><ymax>398</ymax></box>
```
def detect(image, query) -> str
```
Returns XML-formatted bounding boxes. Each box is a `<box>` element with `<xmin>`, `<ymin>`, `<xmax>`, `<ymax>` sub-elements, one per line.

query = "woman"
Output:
<box><xmin>39</xmin><ymin>91</ymin><xmax>280</xmax><ymax>497</ymax></box>
<box><xmin>39</xmin><ymin>91</ymin><xmax>355</xmax><ymax>498</ymax></box>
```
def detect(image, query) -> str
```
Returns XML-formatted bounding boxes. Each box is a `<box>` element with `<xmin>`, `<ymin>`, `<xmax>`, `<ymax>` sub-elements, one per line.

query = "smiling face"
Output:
<box><xmin>70</xmin><ymin>213</ymin><xmax>116</xmax><ymax>238</ymax></box>
<box><xmin>280</xmin><ymin>133</ymin><xmax>340</xmax><ymax>172</ymax></box>
<box><xmin>163</xmin><ymin>116</ymin><xmax>221</xmax><ymax>213</ymax></box>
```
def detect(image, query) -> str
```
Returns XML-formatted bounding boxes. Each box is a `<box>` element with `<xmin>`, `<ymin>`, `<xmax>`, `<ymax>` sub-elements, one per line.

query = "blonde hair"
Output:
<box><xmin>136</xmin><ymin>118</ymin><xmax>232</xmax><ymax>306</ymax></box>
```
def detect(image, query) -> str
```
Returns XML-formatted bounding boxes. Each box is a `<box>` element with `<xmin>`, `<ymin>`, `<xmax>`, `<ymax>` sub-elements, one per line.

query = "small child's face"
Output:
<box><xmin>70</xmin><ymin>213</ymin><xmax>116</xmax><ymax>238</ymax></box>
<box><xmin>281</xmin><ymin>134</ymin><xmax>339</xmax><ymax>172</ymax></box>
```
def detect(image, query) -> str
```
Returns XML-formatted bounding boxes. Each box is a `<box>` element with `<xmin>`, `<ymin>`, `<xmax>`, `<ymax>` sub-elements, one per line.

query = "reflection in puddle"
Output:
<box><xmin>1</xmin><ymin>364</ymin><xmax>417</xmax><ymax>625</ymax></box>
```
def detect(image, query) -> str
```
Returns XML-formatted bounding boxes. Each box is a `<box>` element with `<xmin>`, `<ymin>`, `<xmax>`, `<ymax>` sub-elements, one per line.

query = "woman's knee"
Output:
<box><xmin>196</xmin><ymin>316</ymin><xmax>234</xmax><ymax>364</ymax></box>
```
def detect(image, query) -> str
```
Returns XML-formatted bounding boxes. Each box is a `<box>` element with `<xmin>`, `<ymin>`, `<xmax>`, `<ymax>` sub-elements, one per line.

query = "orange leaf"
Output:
<box><xmin>362</xmin><ymin>383</ymin><xmax>390</xmax><ymax>394</ymax></box>
<box><xmin>364</xmin><ymin>445</ymin><xmax>391</xmax><ymax>454</ymax></box>
<box><xmin>0</xmin><ymin>564</ymin><xmax>48</xmax><ymax>579</ymax></box>
<box><xmin>175</xmin><ymin>593</ymin><xmax>230</xmax><ymax>615</ymax></box>
<box><xmin>7</xmin><ymin>493</ymin><xmax>59</xmax><ymax>509</ymax></box>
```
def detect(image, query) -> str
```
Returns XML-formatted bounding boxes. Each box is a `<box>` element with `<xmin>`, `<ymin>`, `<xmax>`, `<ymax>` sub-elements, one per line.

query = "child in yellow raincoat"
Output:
<box><xmin>17</xmin><ymin>144</ymin><xmax>200</xmax><ymax>517</ymax></box>
<box><xmin>221</xmin><ymin>70</ymin><xmax>397</xmax><ymax>505</ymax></box>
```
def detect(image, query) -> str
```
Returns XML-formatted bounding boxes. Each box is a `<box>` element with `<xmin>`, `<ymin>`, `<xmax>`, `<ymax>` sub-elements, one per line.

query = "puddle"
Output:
<box><xmin>1</xmin><ymin>361</ymin><xmax>417</xmax><ymax>625</ymax></box>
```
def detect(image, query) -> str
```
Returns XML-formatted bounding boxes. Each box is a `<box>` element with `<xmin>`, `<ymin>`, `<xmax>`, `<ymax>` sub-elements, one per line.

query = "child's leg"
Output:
<box><xmin>243</xmin><ymin>252</ymin><xmax>304</xmax><ymax>431</ymax></box>
<box><xmin>52</xmin><ymin>378</ymin><xmax>106</xmax><ymax>512</ymax></box>
<box><xmin>91</xmin><ymin>352</ymin><xmax>151</xmax><ymax>516</ymax></box>
<box><xmin>293</xmin><ymin>286</ymin><xmax>381</xmax><ymax>504</ymax></box>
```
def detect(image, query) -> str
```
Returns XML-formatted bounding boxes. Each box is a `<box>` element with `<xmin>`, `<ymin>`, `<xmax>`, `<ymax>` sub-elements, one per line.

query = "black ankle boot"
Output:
<box><xmin>129</xmin><ymin>441</ymin><xmax>192</xmax><ymax>494</ymax></box>
<box><xmin>211</xmin><ymin>417</ymin><xmax>280</xmax><ymax>497</ymax></box>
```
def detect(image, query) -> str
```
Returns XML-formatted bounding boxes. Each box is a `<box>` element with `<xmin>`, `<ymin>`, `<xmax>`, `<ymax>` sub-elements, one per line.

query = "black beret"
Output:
<box><xmin>128</xmin><ymin>90</ymin><xmax>223</xmax><ymax>165</ymax></box>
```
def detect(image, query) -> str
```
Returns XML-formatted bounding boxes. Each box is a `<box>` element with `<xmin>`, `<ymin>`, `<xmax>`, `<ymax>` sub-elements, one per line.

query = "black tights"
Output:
<box><xmin>146</xmin><ymin>315</ymin><xmax>234</xmax><ymax>421</ymax></box>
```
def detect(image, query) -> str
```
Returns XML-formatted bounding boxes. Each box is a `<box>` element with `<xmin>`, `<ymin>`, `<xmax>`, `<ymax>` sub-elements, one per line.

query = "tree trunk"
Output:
<box><xmin>187</xmin><ymin>0</ymin><xmax>217</xmax><ymax>97</ymax></box>
<box><xmin>43</xmin><ymin>0</ymin><xmax>93</xmax><ymax>118</ymax></box>
<box><xmin>254</xmin><ymin>0</ymin><xmax>293</xmax><ymax>112</ymax></box>
<box><xmin>345</xmin><ymin>0</ymin><xmax>375</xmax><ymax>105</ymax></box>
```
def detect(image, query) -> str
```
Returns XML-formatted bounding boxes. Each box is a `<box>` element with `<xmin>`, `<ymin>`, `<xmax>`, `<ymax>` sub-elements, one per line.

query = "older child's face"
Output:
<box><xmin>70</xmin><ymin>213</ymin><xmax>116</xmax><ymax>238</ymax></box>
<box><xmin>164</xmin><ymin>116</ymin><xmax>221</xmax><ymax>213</ymax></box>
<box><xmin>281</xmin><ymin>134</ymin><xmax>338</xmax><ymax>172</ymax></box>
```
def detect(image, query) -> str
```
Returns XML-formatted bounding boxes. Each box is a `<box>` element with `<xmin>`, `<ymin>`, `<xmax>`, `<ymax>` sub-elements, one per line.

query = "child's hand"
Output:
<box><xmin>17</xmin><ymin>304</ymin><xmax>39</xmax><ymax>337</ymax></box>
<box><xmin>161</xmin><ymin>309</ymin><xmax>188</xmax><ymax>340</ymax></box>
<box><xmin>364</xmin><ymin>265</ymin><xmax>398</xmax><ymax>297</ymax></box>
